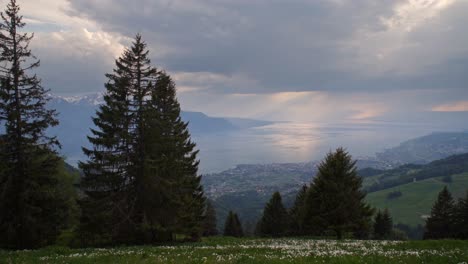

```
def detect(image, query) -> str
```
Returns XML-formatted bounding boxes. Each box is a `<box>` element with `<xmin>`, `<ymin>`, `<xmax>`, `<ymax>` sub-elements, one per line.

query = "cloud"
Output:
<box><xmin>432</xmin><ymin>101</ymin><xmax>468</xmax><ymax>112</ymax></box>
<box><xmin>64</xmin><ymin>0</ymin><xmax>468</xmax><ymax>94</ymax></box>
<box><xmin>2</xmin><ymin>0</ymin><xmax>467</xmax><ymax>123</ymax></box>
<box><xmin>33</xmin><ymin>28</ymin><xmax>128</xmax><ymax>95</ymax></box>
<box><xmin>177</xmin><ymin>90</ymin><xmax>391</xmax><ymax>123</ymax></box>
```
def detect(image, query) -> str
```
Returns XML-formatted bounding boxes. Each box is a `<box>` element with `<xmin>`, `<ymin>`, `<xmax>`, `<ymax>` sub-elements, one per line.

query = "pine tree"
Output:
<box><xmin>0</xmin><ymin>0</ymin><xmax>76</xmax><ymax>249</ymax></box>
<box><xmin>79</xmin><ymin>35</ymin><xmax>205</xmax><ymax>245</ymax></box>
<box><xmin>382</xmin><ymin>209</ymin><xmax>393</xmax><ymax>237</ymax></box>
<box><xmin>203</xmin><ymin>200</ymin><xmax>218</xmax><ymax>236</ymax></box>
<box><xmin>258</xmin><ymin>192</ymin><xmax>289</xmax><ymax>237</ymax></box>
<box><xmin>454</xmin><ymin>191</ymin><xmax>468</xmax><ymax>239</ymax></box>
<box><xmin>302</xmin><ymin>148</ymin><xmax>374</xmax><ymax>239</ymax></box>
<box><xmin>147</xmin><ymin>71</ymin><xmax>205</xmax><ymax>241</ymax></box>
<box><xmin>223</xmin><ymin>211</ymin><xmax>243</xmax><ymax>237</ymax></box>
<box><xmin>424</xmin><ymin>186</ymin><xmax>456</xmax><ymax>239</ymax></box>
<box><xmin>289</xmin><ymin>185</ymin><xmax>308</xmax><ymax>235</ymax></box>
<box><xmin>78</xmin><ymin>36</ymin><xmax>145</xmax><ymax>245</ymax></box>
<box><xmin>374</xmin><ymin>209</ymin><xmax>393</xmax><ymax>239</ymax></box>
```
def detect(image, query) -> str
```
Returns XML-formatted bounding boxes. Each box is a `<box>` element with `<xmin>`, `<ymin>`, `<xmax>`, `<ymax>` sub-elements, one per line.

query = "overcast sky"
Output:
<box><xmin>10</xmin><ymin>0</ymin><xmax>468</xmax><ymax>123</ymax></box>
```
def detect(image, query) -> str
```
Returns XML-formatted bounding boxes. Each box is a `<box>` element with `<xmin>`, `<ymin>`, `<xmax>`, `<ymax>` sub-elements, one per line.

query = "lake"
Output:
<box><xmin>193</xmin><ymin>121</ymin><xmax>452</xmax><ymax>173</ymax></box>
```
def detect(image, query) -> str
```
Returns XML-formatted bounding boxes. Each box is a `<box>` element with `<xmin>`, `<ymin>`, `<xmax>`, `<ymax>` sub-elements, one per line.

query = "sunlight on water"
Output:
<box><xmin>194</xmin><ymin>121</ymin><xmax>446</xmax><ymax>173</ymax></box>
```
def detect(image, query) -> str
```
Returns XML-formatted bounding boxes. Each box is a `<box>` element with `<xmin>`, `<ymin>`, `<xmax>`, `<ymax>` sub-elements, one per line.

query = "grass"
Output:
<box><xmin>367</xmin><ymin>172</ymin><xmax>468</xmax><ymax>226</ymax></box>
<box><xmin>1</xmin><ymin>237</ymin><xmax>467</xmax><ymax>264</ymax></box>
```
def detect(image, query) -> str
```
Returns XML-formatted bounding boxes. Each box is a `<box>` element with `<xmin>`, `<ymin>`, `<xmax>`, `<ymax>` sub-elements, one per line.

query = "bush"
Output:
<box><xmin>387</xmin><ymin>191</ymin><xmax>402</xmax><ymax>200</ymax></box>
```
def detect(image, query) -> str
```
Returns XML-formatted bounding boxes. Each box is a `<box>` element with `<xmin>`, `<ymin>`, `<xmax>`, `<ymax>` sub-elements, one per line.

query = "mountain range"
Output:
<box><xmin>48</xmin><ymin>93</ymin><xmax>272</xmax><ymax>165</ymax></box>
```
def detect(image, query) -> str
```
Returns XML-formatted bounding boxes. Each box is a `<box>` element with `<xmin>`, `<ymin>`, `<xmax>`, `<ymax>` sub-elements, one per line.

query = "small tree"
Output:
<box><xmin>374</xmin><ymin>209</ymin><xmax>393</xmax><ymax>239</ymax></box>
<box><xmin>223</xmin><ymin>211</ymin><xmax>243</xmax><ymax>237</ymax></box>
<box><xmin>257</xmin><ymin>192</ymin><xmax>289</xmax><ymax>237</ymax></box>
<box><xmin>289</xmin><ymin>185</ymin><xmax>308</xmax><ymax>235</ymax></box>
<box><xmin>424</xmin><ymin>186</ymin><xmax>456</xmax><ymax>239</ymax></box>
<box><xmin>202</xmin><ymin>200</ymin><xmax>218</xmax><ymax>236</ymax></box>
<box><xmin>454</xmin><ymin>191</ymin><xmax>468</xmax><ymax>239</ymax></box>
<box><xmin>302</xmin><ymin>148</ymin><xmax>374</xmax><ymax>239</ymax></box>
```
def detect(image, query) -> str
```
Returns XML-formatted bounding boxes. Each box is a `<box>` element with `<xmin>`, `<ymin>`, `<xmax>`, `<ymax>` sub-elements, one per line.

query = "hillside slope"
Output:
<box><xmin>364</xmin><ymin>153</ymin><xmax>468</xmax><ymax>192</ymax></box>
<box><xmin>376</xmin><ymin>132</ymin><xmax>468</xmax><ymax>164</ymax></box>
<box><xmin>367</xmin><ymin>173</ymin><xmax>468</xmax><ymax>227</ymax></box>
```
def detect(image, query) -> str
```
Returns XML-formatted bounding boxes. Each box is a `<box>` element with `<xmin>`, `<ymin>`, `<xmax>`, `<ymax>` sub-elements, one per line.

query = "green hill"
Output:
<box><xmin>363</xmin><ymin>153</ymin><xmax>468</xmax><ymax>192</ymax></box>
<box><xmin>367</xmin><ymin>172</ymin><xmax>468</xmax><ymax>227</ymax></box>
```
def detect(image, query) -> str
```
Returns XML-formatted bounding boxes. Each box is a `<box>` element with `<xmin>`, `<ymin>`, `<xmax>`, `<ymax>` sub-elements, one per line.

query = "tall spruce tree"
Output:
<box><xmin>78</xmin><ymin>36</ymin><xmax>140</xmax><ymax>245</ymax></box>
<box><xmin>79</xmin><ymin>35</ymin><xmax>205</xmax><ymax>245</ymax></box>
<box><xmin>146</xmin><ymin>72</ymin><xmax>205</xmax><ymax>241</ymax></box>
<box><xmin>424</xmin><ymin>186</ymin><xmax>456</xmax><ymax>239</ymax></box>
<box><xmin>203</xmin><ymin>200</ymin><xmax>218</xmax><ymax>236</ymax></box>
<box><xmin>223</xmin><ymin>211</ymin><xmax>243</xmax><ymax>237</ymax></box>
<box><xmin>302</xmin><ymin>148</ymin><xmax>373</xmax><ymax>239</ymax></box>
<box><xmin>0</xmin><ymin>0</ymin><xmax>75</xmax><ymax>249</ymax></box>
<box><xmin>257</xmin><ymin>192</ymin><xmax>289</xmax><ymax>237</ymax></box>
<box><xmin>289</xmin><ymin>184</ymin><xmax>308</xmax><ymax>235</ymax></box>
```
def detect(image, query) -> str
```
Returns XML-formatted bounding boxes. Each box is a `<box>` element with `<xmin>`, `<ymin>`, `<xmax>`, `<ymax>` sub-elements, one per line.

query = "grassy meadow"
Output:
<box><xmin>1</xmin><ymin>237</ymin><xmax>467</xmax><ymax>264</ymax></box>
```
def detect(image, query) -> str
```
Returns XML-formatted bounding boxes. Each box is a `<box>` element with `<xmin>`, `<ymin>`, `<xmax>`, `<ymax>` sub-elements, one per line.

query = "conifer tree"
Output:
<box><xmin>78</xmin><ymin>36</ymin><xmax>145</xmax><ymax>245</ymax></box>
<box><xmin>146</xmin><ymin>72</ymin><xmax>205</xmax><ymax>241</ymax></box>
<box><xmin>258</xmin><ymin>192</ymin><xmax>289</xmax><ymax>237</ymax></box>
<box><xmin>302</xmin><ymin>148</ymin><xmax>373</xmax><ymax>239</ymax></box>
<box><xmin>79</xmin><ymin>35</ymin><xmax>205</xmax><ymax>245</ymax></box>
<box><xmin>424</xmin><ymin>186</ymin><xmax>456</xmax><ymax>239</ymax></box>
<box><xmin>0</xmin><ymin>0</ymin><xmax>75</xmax><ymax>249</ymax></box>
<box><xmin>373</xmin><ymin>209</ymin><xmax>393</xmax><ymax>239</ymax></box>
<box><xmin>223</xmin><ymin>211</ymin><xmax>243</xmax><ymax>237</ymax></box>
<box><xmin>454</xmin><ymin>191</ymin><xmax>468</xmax><ymax>239</ymax></box>
<box><xmin>203</xmin><ymin>200</ymin><xmax>218</xmax><ymax>236</ymax></box>
<box><xmin>289</xmin><ymin>185</ymin><xmax>308</xmax><ymax>235</ymax></box>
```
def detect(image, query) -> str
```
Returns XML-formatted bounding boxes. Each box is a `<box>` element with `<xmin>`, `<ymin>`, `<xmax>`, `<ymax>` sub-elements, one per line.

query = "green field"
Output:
<box><xmin>1</xmin><ymin>238</ymin><xmax>467</xmax><ymax>264</ymax></box>
<box><xmin>367</xmin><ymin>172</ymin><xmax>468</xmax><ymax>226</ymax></box>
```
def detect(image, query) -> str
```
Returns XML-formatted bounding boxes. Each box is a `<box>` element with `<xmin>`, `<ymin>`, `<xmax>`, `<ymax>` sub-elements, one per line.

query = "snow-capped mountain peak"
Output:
<box><xmin>51</xmin><ymin>93</ymin><xmax>104</xmax><ymax>106</ymax></box>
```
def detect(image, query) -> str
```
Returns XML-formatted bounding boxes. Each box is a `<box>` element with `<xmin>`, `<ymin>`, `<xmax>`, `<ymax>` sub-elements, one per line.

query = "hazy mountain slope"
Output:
<box><xmin>376</xmin><ymin>132</ymin><xmax>468</xmax><ymax>164</ymax></box>
<box><xmin>47</xmin><ymin>94</ymin><xmax>272</xmax><ymax>164</ymax></box>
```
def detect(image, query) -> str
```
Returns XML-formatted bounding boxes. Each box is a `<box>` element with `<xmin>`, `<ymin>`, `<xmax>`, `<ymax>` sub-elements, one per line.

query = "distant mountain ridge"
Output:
<box><xmin>376</xmin><ymin>132</ymin><xmax>468</xmax><ymax>165</ymax></box>
<box><xmin>47</xmin><ymin>93</ymin><xmax>273</xmax><ymax>165</ymax></box>
<box><xmin>51</xmin><ymin>93</ymin><xmax>104</xmax><ymax>106</ymax></box>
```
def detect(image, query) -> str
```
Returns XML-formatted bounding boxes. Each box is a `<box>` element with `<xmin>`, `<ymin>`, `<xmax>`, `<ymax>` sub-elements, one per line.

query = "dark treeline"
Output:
<box><xmin>424</xmin><ymin>187</ymin><xmax>468</xmax><ymax>240</ymax></box>
<box><xmin>255</xmin><ymin>148</ymin><xmax>377</xmax><ymax>239</ymax></box>
<box><xmin>0</xmin><ymin>0</ymin><xmax>207</xmax><ymax>249</ymax></box>
<box><xmin>243</xmin><ymin>150</ymin><xmax>468</xmax><ymax>241</ymax></box>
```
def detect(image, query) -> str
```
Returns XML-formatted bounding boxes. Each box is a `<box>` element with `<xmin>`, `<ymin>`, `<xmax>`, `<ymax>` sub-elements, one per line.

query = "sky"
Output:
<box><xmin>10</xmin><ymin>0</ymin><xmax>468</xmax><ymax>124</ymax></box>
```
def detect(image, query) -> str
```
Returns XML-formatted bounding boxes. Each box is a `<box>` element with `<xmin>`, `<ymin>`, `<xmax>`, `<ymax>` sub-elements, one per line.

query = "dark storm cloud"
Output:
<box><xmin>62</xmin><ymin>0</ymin><xmax>468</xmax><ymax>94</ymax></box>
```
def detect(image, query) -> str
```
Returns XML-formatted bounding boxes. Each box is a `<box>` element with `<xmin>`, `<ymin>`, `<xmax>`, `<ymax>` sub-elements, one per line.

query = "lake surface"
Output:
<box><xmin>193</xmin><ymin>121</ymin><xmax>452</xmax><ymax>173</ymax></box>
<box><xmin>64</xmin><ymin>120</ymin><xmax>459</xmax><ymax>174</ymax></box>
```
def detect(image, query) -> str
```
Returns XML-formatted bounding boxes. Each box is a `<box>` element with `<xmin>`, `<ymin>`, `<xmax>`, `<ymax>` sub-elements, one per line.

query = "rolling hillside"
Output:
<box><xmin>363</xmin><ymin>153</ymin><xmax>468</xmax><ymax>192</ymax></box>
<box><xmin>367</xmin><ymin>172</ymin><xmax>468</xmax><ymax>227</ymax></box>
